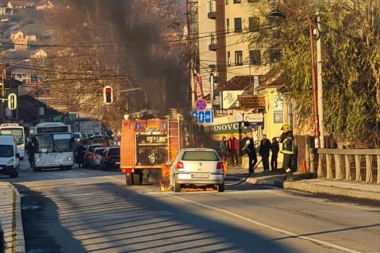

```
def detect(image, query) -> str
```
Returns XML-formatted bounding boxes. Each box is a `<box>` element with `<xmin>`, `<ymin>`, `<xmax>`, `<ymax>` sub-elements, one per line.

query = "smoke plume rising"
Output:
<box><xmin>64</xmin><ymin>0</ymin><xmax>189</xmax><ymax>113</ymax></box>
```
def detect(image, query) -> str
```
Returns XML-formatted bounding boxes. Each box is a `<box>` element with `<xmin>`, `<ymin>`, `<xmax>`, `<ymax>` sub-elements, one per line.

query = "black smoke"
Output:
<box><xmin>63</xmin><ymin>0</ymin><xmax>189</xmax><ymax>113</ymax></box>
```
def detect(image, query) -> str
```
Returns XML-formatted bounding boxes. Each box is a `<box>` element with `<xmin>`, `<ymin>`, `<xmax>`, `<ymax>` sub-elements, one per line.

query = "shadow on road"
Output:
<box><xmin>15</xmin><ymin>184</ymin><xmax>88</xmax><ymax>253</ymax></box>
<box><xmin>18</xmin><ymin>181</ymin><xmax>296</xmax><ymax>253</ymax></box>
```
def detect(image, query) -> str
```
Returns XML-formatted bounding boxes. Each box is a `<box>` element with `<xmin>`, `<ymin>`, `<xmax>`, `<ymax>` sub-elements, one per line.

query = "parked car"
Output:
<box><xmin>0</xmin><ymin>135</ymin><xmax>20</xmax><ymax>178</ymax></box>
<box><xmin>89</xmin><ymin>147</ymin><xmax>107</xmax><ymax>169</ymax></box>
<box><xmin>169</xmin><ymin>148</ymin><xmax>225</xmax><ymax>192</ymax></box>
<box><xmin>100</xmin><ymin>146</ymin><xmax>120</xmax><ymax>171</ymax></box>
<box><xmin>83</xmin><ymin>145</ymin><xmax>104</xmax><ymax>168</ymax></box>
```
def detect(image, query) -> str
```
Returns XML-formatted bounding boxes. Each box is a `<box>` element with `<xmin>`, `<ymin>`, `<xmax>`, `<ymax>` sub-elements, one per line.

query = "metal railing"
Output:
<box><xmin>308</xmin><ymin>148</ymin><xmax>380</xmax><ymax>184</ymax></box>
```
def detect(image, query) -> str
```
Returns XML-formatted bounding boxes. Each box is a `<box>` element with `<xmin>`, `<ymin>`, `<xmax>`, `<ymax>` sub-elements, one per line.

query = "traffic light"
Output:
<box><xmin>103</xmin><ymin>86</ymin><xmax>113</xmax><ymax>105</ymax></box>
<box><xmin>7</xmin><ymin>93</ymin><xmax>17</xmax><ymax>110</ymax></box>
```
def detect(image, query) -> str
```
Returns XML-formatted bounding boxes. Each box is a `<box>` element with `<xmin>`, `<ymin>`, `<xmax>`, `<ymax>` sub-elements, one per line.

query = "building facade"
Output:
<box><xmin>193</xmin><ymin>0</ymin><xmax>290</xmax><ymax>146</ymax></box>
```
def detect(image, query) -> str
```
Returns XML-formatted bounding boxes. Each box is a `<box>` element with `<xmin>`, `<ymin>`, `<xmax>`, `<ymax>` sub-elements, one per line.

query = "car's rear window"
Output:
<box><xmin>95</xmin><ymin>149</ymin><xmax>105</xmax><ymax>155</ymax></box>
<box><xmin>108</xmin><ymin>148</ymin><xmax>120</xmax><ymax>156</ymax></box>
<box><xmin>89</xmin><ymin>145</ymin><xmax>103</xmax><ymax>152</ymax></box>
<box><xmin>181</xmin><ymin>151</ymin><xmax>218</xmax><ymax>161</ymax></box>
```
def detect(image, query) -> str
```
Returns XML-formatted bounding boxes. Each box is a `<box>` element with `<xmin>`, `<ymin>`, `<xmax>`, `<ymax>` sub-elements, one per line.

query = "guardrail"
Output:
<box><xmin>307</xmin><ymin>148</ymin><xmax>380</xmax><ymax>184</ymax></box>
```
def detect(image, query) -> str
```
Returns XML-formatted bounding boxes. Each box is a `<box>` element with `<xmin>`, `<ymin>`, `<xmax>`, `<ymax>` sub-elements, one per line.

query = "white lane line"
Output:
<box><xmin>171</xmin><ymin>195</ymin><xmax>362</xmax><ymax>253</ymax></box>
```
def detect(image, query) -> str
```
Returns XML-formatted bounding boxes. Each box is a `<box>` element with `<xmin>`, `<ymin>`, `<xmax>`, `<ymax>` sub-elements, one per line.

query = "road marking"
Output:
<box><xmin>171</xmin><ymin>195</ymin><xmax>362</xmax><ymax>253</ymax></box>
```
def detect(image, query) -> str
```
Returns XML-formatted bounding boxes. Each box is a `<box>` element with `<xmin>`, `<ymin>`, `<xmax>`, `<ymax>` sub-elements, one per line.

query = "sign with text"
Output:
<box><xmin>222</xmin><ymin>90</ymin><xmax>244</xmax><ymax>109</ymax></box>
<box><xmin>206</xmin><ymin>121</ymin><xmax>263</xmax><ymax>134</ymax></box>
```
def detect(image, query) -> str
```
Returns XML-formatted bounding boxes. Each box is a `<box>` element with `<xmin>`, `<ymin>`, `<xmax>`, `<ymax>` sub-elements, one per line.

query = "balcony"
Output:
<box><xmin>208</xmin><ymin>34</ymin><xmax>217</xmax><ymax>51</ymax></box>
<box><xmin>208</xmin><ymin>0</ymin><xmax>216</xmax><ymax>19</ymax></box>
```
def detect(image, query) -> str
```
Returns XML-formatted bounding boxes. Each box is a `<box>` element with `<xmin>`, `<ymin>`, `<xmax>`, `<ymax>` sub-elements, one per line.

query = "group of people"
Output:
<box><xmin>219</xmin><ymin>124</ymin><xmax>294</xmax><ymax>181</ymax></box>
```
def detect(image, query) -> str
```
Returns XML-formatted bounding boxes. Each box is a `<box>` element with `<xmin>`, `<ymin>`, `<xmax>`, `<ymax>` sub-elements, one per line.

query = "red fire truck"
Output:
<box><xmin>120</xmin><ymin>109</ymin><xmax>192</xmax><ymax>186</ymax></box>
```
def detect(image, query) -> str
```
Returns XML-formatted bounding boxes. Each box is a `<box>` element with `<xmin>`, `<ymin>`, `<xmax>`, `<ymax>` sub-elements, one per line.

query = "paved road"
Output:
<box><xmin>1</xmin><ymin>159</ymin><xmax>380</xmax><ymax>253</ymax></box>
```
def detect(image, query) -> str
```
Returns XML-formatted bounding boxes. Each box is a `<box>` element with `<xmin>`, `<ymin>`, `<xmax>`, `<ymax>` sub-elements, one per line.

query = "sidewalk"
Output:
<box><xmin>226</xmin><ymin>165</ymin><xmax>380</xmax><ymax>201</ymax></box>
<box><xmin>0</xmin><ymin>182</ymin><xmax>25</xmax><ymax>253</ymax></box>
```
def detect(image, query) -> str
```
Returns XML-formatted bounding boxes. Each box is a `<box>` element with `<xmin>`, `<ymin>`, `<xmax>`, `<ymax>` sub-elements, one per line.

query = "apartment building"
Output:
<box><xmin>193</xmin><ymin>0</ymin><xmax>293</xmax><ymax>147</ymax></box>
<box><xmin>197</xmin><ymin>0</ymin><xmax>272</xmax><ymax>95</ymax></box>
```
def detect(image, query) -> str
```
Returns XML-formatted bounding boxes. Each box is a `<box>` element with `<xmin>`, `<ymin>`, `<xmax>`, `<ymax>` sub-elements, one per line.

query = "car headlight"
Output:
<box><xmin>36</xmin><ymin>158</ymin><xmax>41</xmax><ymax>162</ymax></box>
<box><xmin>65</xmin><ymin>156</ymin><xmax>73</xmax><ymax>160</ymax></box>
<box><xmin>7</xmin><ymin>158</ymin><xmax>15</xmax><ymax>165</ymax></box>
<box><xmin>20</xmin><ymin>147</ymin><xmax>24</xmax><ymax>150</ymax></box>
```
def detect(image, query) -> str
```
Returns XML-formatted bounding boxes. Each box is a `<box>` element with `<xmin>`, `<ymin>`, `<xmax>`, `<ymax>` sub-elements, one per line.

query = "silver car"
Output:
<box><xmin>89</xmin><ymin>147</ymin><xmax>106</xmax><ymax>169</ymax></box>
<box><xmin>169</xmin><ymin>148</ymin><xmax>225</xmax><ymax>192</ymax></box>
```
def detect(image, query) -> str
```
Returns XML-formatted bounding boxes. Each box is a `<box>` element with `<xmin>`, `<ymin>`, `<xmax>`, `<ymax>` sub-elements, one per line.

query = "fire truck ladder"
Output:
<box><xmin>168</xmin><ymin>112</ymin><xmax>181</xmax><ymax>162</ymax></box>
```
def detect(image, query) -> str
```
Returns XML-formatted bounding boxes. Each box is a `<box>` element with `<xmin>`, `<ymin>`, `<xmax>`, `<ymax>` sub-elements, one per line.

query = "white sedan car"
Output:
<box><xmin>169</xmin><ymin>148</ymin><xmax>225</xmax><ymax>192</ymax></box>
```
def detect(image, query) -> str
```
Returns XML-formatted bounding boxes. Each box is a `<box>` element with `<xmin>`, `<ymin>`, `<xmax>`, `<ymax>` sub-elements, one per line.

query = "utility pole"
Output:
<box><xmin>316</xmin><ymin>11</ymin><xmax>324</xmax><ymax>148</ymax></box>
<box><xmin>210</xmin><ymin>73</ymin><xmax>215</xmax><ymax>110</ymax></box>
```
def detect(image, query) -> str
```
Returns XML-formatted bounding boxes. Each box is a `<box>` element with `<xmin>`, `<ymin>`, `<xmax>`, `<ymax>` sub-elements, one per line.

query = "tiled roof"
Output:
<box><xmin>36</xmin><ymin>0</ymin><xmax>47</xmax><ymax>6</ymax></box>
<box><xmin>205</xmin><ymin>75</ymin><xmax>262</xmax><ymax>99</ymax></box>
<box><xmin>18</xmin><ymin>95</ymin><xmax>62</xmax><ymax>123</ymax></box>
<box><xmin>256</xmin><ymin>68</ymin><xmax>286</xmax><ymax>90</ymax></box>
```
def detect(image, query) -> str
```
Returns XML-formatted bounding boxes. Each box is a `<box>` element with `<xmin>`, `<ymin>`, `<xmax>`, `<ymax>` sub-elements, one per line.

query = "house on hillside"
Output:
<box><xmin>24</xmin><ymin>33</ymin><xmax>36</xmax><ymax>41</ymax></box>
<box><xmin>7</xmin><ymin>0</ymin><xmax>35</xmax><ymax>8</ymax></box>
<box><xmin>36</xmin><ymin>0</ymin><xmax>55</xmax><ymax>10</ymax></box>
<box><xmin>0</xmin><ymin>0</ymin><xmax>10</xmax><ymax>14</ymax></box>
<box><xmin>14</xmin><ymin>36</ymin><xmax>27</xmax><ymax>50</ymax></box>
<box><xmin>30</xmin><ymin>48</ymin><xmax>47</xmax><ymax>66</ymax></box>
<box><xmin>10</xmin><ymin>30</ymin><xmax>23</xmax><ymax>42</ymax></box>
<box><xmin>31</xmin><ymin>48</ymin><xmax>47</xmax><ymax>58</ymax></box>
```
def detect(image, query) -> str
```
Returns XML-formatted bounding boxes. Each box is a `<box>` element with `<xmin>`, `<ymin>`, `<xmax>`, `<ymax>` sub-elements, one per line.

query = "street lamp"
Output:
<box><xmin>115</xmin><ymin>87</ymin><xmax>148</xmax><ymax>109</ymax></box>
<box><xmin>267</xmin><ymin>1</ymin><xmax>320</xmax><ymax>148</ymax></box>
<box><xmin>1</xmin><ymin>59</ymin><xmax>30</xmax><ymax>97</ymax></box>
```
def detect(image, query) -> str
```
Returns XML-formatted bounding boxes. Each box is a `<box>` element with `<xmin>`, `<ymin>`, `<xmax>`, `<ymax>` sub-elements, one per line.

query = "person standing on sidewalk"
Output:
<box><xmin>280</xmin><ymin>124</ymin><xmax>294</xmax><ymax>181</ymax></box>
<box><xmin>271</xmin><ymin>137</ymin><xmax>280</xmax><ymax>172</ymax></box>
<box><xmin>242</xmin><ymin>133</ymin><xmax>258</xmax><ymax>173</ymax></box>
<box><xmin>227</xmin><ymin>134</ymin><xmax>239</xmax><ymax>166</ymax></box>
<box><xmin>219</xmin><ymin>136</ymin><xmax>228</xmax><ymax>162</ymax></box>
<box><xmin>259</xmin><ymin>134</ymin><xmax>272</xmax><ymax>172</ymax></box>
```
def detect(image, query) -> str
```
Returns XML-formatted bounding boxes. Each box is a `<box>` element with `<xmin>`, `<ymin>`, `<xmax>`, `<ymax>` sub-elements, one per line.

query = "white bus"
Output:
<box><xmin>0</xmin><ymin>123</ymin><xmax>26</xmax><ymax>160</ymax></box>
<box><xmin>31</xmin><ymin>122</ymin><xmax>74</xmax><ymax>171</ymax></box>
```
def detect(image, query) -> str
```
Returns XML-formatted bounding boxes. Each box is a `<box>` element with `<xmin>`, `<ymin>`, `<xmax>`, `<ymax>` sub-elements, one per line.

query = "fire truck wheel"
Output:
<box><xmin>133</xmin><ymin>173</ymin><xmax>142</xmax><ymax>185</ymax></box>
<box><xmin>126</xmin><ymin>174</ymin><xmax>133</xmax><ymax>186</ymax></box>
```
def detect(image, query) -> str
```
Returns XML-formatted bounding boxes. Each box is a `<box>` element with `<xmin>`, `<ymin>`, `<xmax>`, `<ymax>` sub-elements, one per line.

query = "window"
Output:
<box><xmin>249</xmin><ymin>17</ymin><xmax>260</xmax><ymax>32</ymax></box>
<box><xmin>234</xmin><ymin>18</ymin><xmax>242</xmax><ymax>33</ymax></box>
<box><xmin>233</xmin><ymin>0</ymin><xmax>241</xmax><ymax>3</ymax></box>
<box><xmin>108</xmin><ymin>148</ymin><xmax>120</xmax><ymax>156</ymax></box>
<box><xmin>225</xmin><ymin>0</ymin><xmax>228</xmax><ymax>4</ymax></box>
<box><xmin>182</xmin><ymin>151</ymin><xmax>219</xmax><ymax>161</ymax></box>
<box><xmin>53</xmin><ymin>134</ymin><xmax>73</xmax><ymax>152</ymax></box>
<box><xmin>235</xmin><ymin>50</ymin><xmax>243</xmax><ymax>66</ymax></box>
<box><xmin>226</xmin><ymin>18</ymin><xmax>230</xmax><ymax>33</ymax></box>
<box><xmin>210</xmin><ymin>33</ymin><xmax>216</xmax><ymax>44</ymax></box>
<box><xmin>268</xmin><ymin>48</ymin><xmax>282</xmax><ymax>63</ymax></box>
<box><xmin>250</xmin><ymin>50</ymin><xmax>261</xmax><ymax>65</ymax></box>
<box><xmin>227</xmin><ymin>51</ymin><xmax>231</xmax><ymax>66</ymax></box>
<box><xmin>248</xmin><ymin>0</ymin><xmax>259</xmax><ymax>2</ymax></box>
<box><xmin>0</xmin><ymin>145</ymin><xmax>14</xmax><ymax>158</ymax></box>
<box><xmin>95</xmin><ymin>148</ymin><xmax>106</xmax><ymax>155</ymax></box>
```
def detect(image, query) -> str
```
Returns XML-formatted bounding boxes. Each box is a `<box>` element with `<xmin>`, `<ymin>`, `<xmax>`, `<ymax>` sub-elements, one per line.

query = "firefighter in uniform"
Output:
<box><xmin>279</xmin><ymin>124</ymin><xmax>294</xmax><ymax>181</ymax></box>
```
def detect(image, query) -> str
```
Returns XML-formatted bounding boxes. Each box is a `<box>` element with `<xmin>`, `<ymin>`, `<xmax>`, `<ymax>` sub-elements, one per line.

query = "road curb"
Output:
<box><xmin>283</xmin><ymin>181</ymin><xmax>380</xmax><ymax>201</ymax></box>
<box><xmin>246</xmin><ymin>177</ymin><xmax>284</xmax><ymax>187</ymax></box>
<box><xmin>8</xmin><ymin>184</ymin><xmax>25</xmax><ymax>253</ymax></box>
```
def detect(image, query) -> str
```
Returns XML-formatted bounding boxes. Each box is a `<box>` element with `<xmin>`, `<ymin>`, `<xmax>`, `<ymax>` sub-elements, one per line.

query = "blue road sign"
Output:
<box><xmin>192</xmin><ymin>110</ymin><xmax>213</xmax><ymax>123</ymax></box>
<box><xmin>204</xmin><ymin>110</ymin><xmax>214</xmax><ymax>123</ymax></box>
